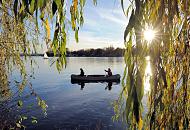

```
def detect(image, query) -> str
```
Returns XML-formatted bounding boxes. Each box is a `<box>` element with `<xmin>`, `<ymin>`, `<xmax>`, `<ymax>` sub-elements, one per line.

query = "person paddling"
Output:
<box><xmin>105</xmin><ymin>68</ymin><xmax>112</xmax><ymax>76</ymax></box>
<box><xmin>80</xmin><ymin>68</ymin><xmax>84</xmax><ymax>76</ymax></box>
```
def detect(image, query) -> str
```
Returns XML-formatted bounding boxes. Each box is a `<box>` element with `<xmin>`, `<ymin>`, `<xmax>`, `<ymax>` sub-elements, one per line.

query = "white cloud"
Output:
<box><xmin>66</xmin><ymin>0</ymin><xmax>129</xmax><ymax>50</ymax></box>
<box><xmin>67</xmin><ymin>31</ymin><xmax>124</xmax><ymax>50</ymax></box>
<box><xmin>96</xmin><ymin>8</ymin><xmax>127</xmax><ymax>26</ymax></box>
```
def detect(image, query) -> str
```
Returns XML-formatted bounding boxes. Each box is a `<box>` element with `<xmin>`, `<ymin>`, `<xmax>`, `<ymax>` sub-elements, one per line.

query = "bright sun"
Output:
<box><xmin>144</xmin><ymin>29</ymin><xmax>155</xmax><ymax>42</ymax></box>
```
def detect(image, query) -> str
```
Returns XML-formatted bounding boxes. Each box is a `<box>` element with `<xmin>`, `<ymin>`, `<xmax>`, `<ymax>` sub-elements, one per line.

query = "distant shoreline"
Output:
<box><xmin>24</xmin><ymin>47</ymin><xmax>125</xmax><ymax>57</ymax></box>
<box><xmin>20</xmin><ymin>54</ymin><xmax>124</xmax><ymax>57</ymax></box>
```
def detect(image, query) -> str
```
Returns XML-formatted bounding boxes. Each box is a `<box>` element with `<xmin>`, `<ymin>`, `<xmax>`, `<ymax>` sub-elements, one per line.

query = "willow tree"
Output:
<box><xmin>0</xmin><ymin>0</ymin><xmax>97</xmax><ymax>128</ymax></box>
<box><xmin>1</xmin><ymin>0</ymin><xmax>190</xmax><ymax>129</ymax></box>
<box><xmin>113</xmin><ymin>0</ymin><xmax>190</xmax><ymax>129</ymax></box>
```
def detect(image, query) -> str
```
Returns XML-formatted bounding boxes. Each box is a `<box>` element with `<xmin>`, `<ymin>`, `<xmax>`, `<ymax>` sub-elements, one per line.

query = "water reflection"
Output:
<box><xmin>105</xmin><ymin>82</ymin><xmax>113</xmax><ymax>91</ymax></box>
<box><xmin>72</xmin><ymin>81</ymin><xmax>120</xmax><ymax>91</ymax></box>
<box><xmin>80</xmin><ymin>82</ymin><xmax>85</xmax><ymax>90</ymax></box>
<box><xmin>12</xmin><ymin>57</ymin><xmax>126</xmax><ymax>130</ymax></box>
<box><xmin>144</xmin><ymin>56</ymin><xmax>152</xmax><ymax>93</ymax></box>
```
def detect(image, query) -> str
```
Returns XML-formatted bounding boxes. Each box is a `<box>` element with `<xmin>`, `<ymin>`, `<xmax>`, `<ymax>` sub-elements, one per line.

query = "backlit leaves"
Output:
<box><xmin>29</xmin><ymin>0</ymin><xmax>35</xmax><ymax>14</ymax></box>
<box><xmin>8</xmin><ymin>0</ymin><xmax>97</xmax><ymax>71</ymax></box>
<box><xmin>45</xmin><ymin>19</ymin><xmax>50</xmax><ymax>40</ymax></box>
<box><xmin>117</xmin><ymin>0</ymin><xmax>190</xmax><ymax>129</ymax></box>
<box><xmin>31</xmin><ymin>116</ymin><xmax>37</xmax><ymax>124</ymax></box>
<box><xmin>75</xmin><ymin>27</ymin><xmax>79</xmax><ymax>42</ymax></box>
<box><xmin>138</xmin><ymin>117</ymin><xmax>143</xmax><ymax>130</ymax></box>
<box><xmin>73</xmin><ymin>0</ymin><xmax>78</xmax><ymax>11</ymax></box>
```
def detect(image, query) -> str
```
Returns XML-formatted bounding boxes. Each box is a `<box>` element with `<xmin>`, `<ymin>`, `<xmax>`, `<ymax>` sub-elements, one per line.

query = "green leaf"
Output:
<box><xmin>80</xmin><ymin>0</ymin><xmax>86</xmax><ymax>7</ymax></box>
<box><xmin>56</xmin><ymin>59</ymin><xmax>61</xmax><ymax>72</ymax></box>
<box><xmin>16</xmin><ymin>123</ymin><xmax>21</xmax><ymax>128</ymax></box>
<box><xmin>38</xmin><ymin>0</ymin><xmax>44</xmax><ymax>8</ymax></box>
<box><xmin>19</xmin><ymin>3</ymin><xmax>25</xmax><ymax>14</ymax></box>
<box><xmin>40</xmin><ymin>11</ymin><xmax>44</xmax><ymax>20</ymax></box>
<box><xmin>63</xmin><ymin>55</ymin><xmax>67</xmax><ymax>68</ymax></box>
<box><xmin>31</xmin><ymin>120</ymin><xmax>37</xmax><ymax>124</ymax></box>
<box><xmin>80</xmin><ymin>15</ymin><xmax>84</xmax><ymax>26</ymax></box>
<box><xmin>18</xmin><ymin>100</ymin><xmax>23</xmax><ymax>107</ymax></box>
<box><xmin>136</xmin><ymin>70</ymin><xmax>144</xmax><ymax>102</ymax></box>
<box><xmin>52</xmin><ymin>29</ymin><xmax>58</xmax><ymax>56</ymax></box>
<box><xmin>29</xmin><ymin>0</ymin><xmax>36</xmax><ymax>14</ymax></box>
<box><xmin>75</xmin><ymin>28</ymin><xmax>79</xmax><ymax>42</ymax></box>
<box><xmin>22</xmin><ymin>0</ymin><xmax>29</xmax><ymax>12</ymax></box>
<box><xmin>122</xmin><ymin>65</ymin><xmax>127</xmax><ymax>86</ymax></box>
<box><xmin>70</xmin><ymin>6</ymin><xmax>76</xmax><ymax>30</ymax></box>
<box><xmin>22</xmin><ymin>116</ymin><xmax>27</xmax><ymax>120</ymax></box>
<box><xmin>125</xmin><ymin>87</ymin><xmax>133</xmax><ymax>121</ymax></box>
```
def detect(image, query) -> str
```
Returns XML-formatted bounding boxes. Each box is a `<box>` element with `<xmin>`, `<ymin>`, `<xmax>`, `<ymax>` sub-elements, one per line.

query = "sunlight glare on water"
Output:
<box><xmin>144</xmin><ymin>56</ymin><xmax>152</xmax><ymax>93</ymax></box>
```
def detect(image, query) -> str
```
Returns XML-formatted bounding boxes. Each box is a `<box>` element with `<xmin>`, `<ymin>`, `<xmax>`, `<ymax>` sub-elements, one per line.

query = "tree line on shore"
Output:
<box><xmin>29</xmin><ymin>47</ymin><xmax>125</xmax><ymax>57</ymax></box>
<box><xmin>67</xmin><ymin>47</ymin><xmax>125</xmax><ymax>57</ymax></box>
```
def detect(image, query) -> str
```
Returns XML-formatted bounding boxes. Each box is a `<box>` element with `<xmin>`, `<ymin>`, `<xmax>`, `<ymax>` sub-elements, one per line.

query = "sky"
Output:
<box><xmin>38</xmin><ymin>0</ymin><xmax>130</xmax><ymax>52</ymax></box>
<box><xmin>66</xmin><ymin>0</ymin><xmax>129</xmax><ymax>51</ymax></box>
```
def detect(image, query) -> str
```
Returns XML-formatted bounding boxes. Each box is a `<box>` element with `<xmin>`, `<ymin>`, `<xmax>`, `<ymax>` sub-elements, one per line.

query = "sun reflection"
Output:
<box><xmin>144</xmin><ymin>56</ymin><xmax>152</xmax><ymax>93</ymax></box>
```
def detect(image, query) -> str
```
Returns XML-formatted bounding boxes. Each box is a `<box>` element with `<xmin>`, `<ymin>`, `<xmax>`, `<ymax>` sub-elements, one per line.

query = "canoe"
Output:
<box><xmin>71</xmin><ymin>74</ymin><xmax>120</xmax><ymax>83</ymax></box>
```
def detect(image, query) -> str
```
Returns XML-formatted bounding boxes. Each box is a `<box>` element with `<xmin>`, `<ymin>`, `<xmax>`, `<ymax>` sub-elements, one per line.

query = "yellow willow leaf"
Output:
<box><xmin>72</xmin><ymin>20</ymin><xmax>76</xmax><ymax>30</ymax></box>
<box><xmin>45</xmin><ymin>19</ymin><xmax>50</xmax><ymax>41</ymax></box>
<box><xmin>145</xmin><ymin>127</ymin><xmax>149</xmax><ymax>130</ymax></box>
<box><xmin>132</xmin><ymin>116</ymin><xmax>136</xmax><ymax>124</ymax></box>
<box><xmin>138</xmin><ymin>117</ymin><xmax>143</xmax><ymax>130</ymax></box>
<box><xmin>179</xmin><ymin>119</ymin><xmax>183</xmax><ymax>130</ymax></box>
<box><xmin>73</xmin><ymin>0</ymin><xmax>78</xmax><ymax>11</ymax></box>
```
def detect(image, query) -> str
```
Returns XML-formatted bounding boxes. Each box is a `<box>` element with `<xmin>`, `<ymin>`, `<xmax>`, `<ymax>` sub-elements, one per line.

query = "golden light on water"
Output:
<box><xmin>144</xmin><ymin>56</ymin><xmax>152</xmax><ymax>93</ymax></box>
<box><xmin>144</xmin><ymin>29</ymin><xmax>155</xmax><ymax>42</ymax></box>
<box><xmin>143</xmin><ymin>27</ymin><xmax>154</xmax><ymax>93</ymax></box>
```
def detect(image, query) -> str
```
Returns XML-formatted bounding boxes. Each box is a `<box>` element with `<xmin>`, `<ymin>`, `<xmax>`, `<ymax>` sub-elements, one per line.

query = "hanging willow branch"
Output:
<box><xmin>0</xmin><ymin>0</ymin><xmax>97</xmax><ymax>128</ymax></box>
<box><xmin>114</xmin><ymin>0</ymin><xmax>190</xmax><ymax>129</ymax></box>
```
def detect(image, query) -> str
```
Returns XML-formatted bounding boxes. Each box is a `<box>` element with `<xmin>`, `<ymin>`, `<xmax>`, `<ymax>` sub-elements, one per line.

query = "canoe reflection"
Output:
<box><xmin>105</xmin><ymin>82</ymin><xmax>112</xmax><ymax>91</ymax></box>
<box><xmin>71</xmin><ymin>81</ymin><xmax>120</xmax><ymax>91</ymax></box>
<box><xmin>80</xmin><ymin>82</ymin><xmax>85</xmax><ymax>90</ymax></box>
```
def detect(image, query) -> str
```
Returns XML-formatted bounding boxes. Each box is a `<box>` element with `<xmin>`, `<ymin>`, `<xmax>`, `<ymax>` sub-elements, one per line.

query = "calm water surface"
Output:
<box><xmin>12</xmin><ymin>57</ymin><xmax>147</xmax><ymax>130</ymax></box>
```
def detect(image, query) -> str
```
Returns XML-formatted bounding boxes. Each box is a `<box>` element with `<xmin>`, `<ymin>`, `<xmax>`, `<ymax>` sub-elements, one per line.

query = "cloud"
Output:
<box><xmin>67</xmin><ymin>31</ymin><xmax>124</xmax><ymax>50</ymax></box>
<box><xmin>96</xmin><ymin>8</ymin><xmax>127</xmax><ymax>26</ymax></box>
<box><xmin>66</xmin><ymin>0</ymin><xmax>129</xmax><ymax>50</ymax></box>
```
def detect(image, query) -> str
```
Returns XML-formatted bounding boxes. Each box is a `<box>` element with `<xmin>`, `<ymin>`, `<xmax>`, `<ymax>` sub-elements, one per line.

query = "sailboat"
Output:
<box><xmin>43</xmin><ymin>52</ymin><xmax>49</xmax><ymax>59</ymax></box>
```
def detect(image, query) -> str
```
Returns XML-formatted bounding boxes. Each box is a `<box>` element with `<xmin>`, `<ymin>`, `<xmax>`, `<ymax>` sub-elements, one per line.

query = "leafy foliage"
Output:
<box><xmin>6</xmin><ymin>0</ymin><xmax>96</xmax><ymax>70</ymax></box>
<box><xmin>114</xmin><ymin>0</ymin><xmax>190</xmax><ymax>129</ymax></box>
<box><xmin>0</xmin><ymin>0</ymin><xmax>96</xmax><ymax>128</ymax></box>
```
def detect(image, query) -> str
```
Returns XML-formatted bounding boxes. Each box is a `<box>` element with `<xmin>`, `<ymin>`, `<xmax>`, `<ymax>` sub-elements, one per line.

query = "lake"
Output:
<box><xmin>10</xmin><ymin>57</ymin><xmax>148</xmax><ymax>130</ymax></box>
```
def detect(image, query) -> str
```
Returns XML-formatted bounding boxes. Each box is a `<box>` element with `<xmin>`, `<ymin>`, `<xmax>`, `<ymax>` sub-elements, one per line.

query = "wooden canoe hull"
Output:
<box><xmin>71</xmin><ymin>74</ymin><xmax>120</xmax><ymax>83</ymax></box>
